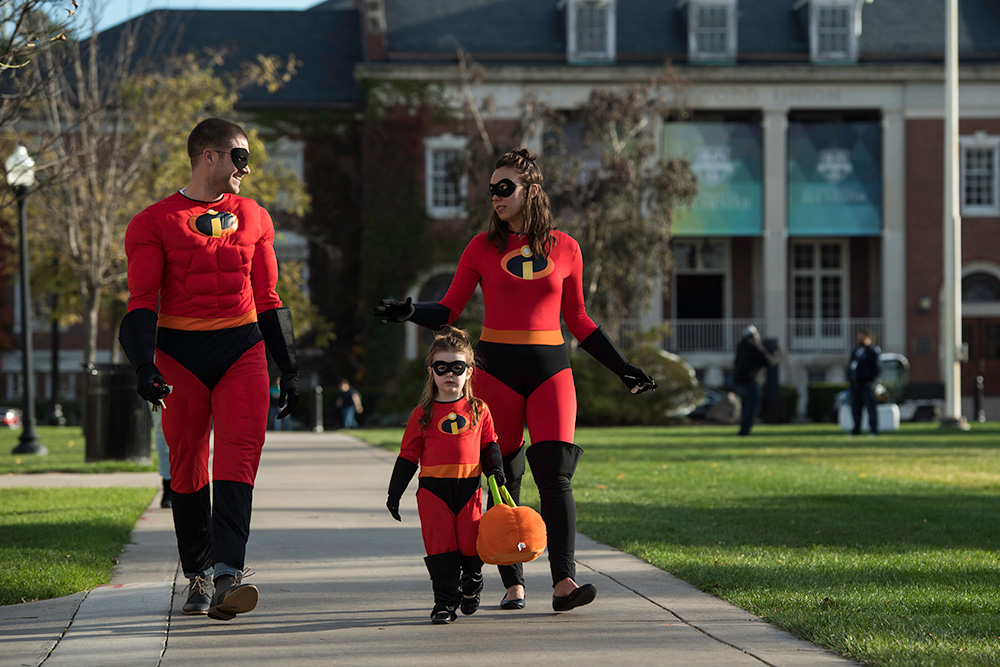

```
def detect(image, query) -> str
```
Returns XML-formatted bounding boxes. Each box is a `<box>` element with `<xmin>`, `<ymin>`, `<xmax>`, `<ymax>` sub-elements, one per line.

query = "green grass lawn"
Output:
<box><xmin>352</xmin><ymin>422</ymin><xmax>1000</xmax><ymax>667</ymax></box>
<box><xmin>0</xmin><ymin>487</ymin><xmax>156</xmax><ymax>605</ymax></box>
<box><xmin>0</xmin><ymin>425</ymin><xmax>158</xmax><ymax>606</ymax></box>
<box><xmin>0</xmin><ymin>426</ymin><xmax>156</xmax><ymax>474</ymax></box>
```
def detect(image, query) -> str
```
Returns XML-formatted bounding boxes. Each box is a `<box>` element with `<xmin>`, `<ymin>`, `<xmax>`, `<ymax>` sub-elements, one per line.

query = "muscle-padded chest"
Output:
<box><xmin>159</xmin><ymin>198</ymin><xmax>261</xmax><ymax>309</ymax></box>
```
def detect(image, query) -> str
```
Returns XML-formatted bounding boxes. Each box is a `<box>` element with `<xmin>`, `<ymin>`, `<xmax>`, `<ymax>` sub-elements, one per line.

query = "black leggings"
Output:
<box><xmin>489</xmin><ymin>440</ymin><xmax>583</xmax><ymax>588</ymax></box>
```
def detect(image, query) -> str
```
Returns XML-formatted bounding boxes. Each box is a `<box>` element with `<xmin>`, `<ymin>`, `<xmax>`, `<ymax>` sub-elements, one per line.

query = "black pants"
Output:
<box><xmin>489</xmin><ymin>441</ymin><xmax>583</xmax><ymax>588</ymax></box>
<box><xmin>851</xmin><ymin>383</ymin><xmax>879</xmax><ymax>434</ymax></box>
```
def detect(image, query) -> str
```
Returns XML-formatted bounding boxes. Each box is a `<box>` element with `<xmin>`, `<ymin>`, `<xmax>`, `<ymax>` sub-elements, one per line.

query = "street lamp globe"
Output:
<box><xmin>5</xmin><ymin>146</ymin><xmax>35</xmax><ymax>188</ymax></box>
<box><xmin>5</xmin><ymin>145</ymin><xmax>46</xmax><ymax>455</ymax></box>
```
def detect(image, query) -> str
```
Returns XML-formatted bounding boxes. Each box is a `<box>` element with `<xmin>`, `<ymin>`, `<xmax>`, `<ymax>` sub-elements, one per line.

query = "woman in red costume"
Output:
<box><xmin>376</xmin><ymin>148</ymin><xmax>655</xmax><ymax>612</ymax></box>
<box><xmin>119</xmin><ymin>118</ymin><xmax>298</xmax><ymax>621</ymax></box>
<box><xmin>385</xmin><ymin>326</ymin><xmax>505</xmax><ymax>624</ymax></box>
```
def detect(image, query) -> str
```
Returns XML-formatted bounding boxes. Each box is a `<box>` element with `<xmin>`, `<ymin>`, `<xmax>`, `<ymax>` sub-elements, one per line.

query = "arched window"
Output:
<box><xmin>962</xmin><ymin>272</ymin><xmax>1000</xmax><ymax>303</ymax></box>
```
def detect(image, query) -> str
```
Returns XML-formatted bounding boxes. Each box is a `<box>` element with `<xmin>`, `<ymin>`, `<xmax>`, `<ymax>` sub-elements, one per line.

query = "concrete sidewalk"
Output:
<box><xmin>1</xmin><ymin>432</ymin><xmax>857</xmax><ymax>666</ymax></box>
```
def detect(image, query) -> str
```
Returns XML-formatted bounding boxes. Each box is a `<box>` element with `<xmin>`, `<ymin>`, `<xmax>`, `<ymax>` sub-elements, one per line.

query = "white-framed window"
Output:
<box><xmin>806</xmin><ymin>0</ymin><xmax>857</xmax><ymax>63</ymax></box>
<box><xmin>684</xmin><ymin>0</ymin><xmax>737</xmax><ymax>63</ymax></box>
<box><xmin>566</xmin><ymin>0</ymin><xmax>616</xmax><ymax>64</ymax></box>
<box><xmin>423</xmin><ymin>134</ymin><xmax>467</xmax><ymax>219</ymax></box>
<box><xmin>789</xmin><ymin>241</ymin><xmax>849</xmax><ymax>348</ymax></box>
<box><xmin>961</xmin><ymin>134</ymin><xmax>1000</xmax><ymax>217</ymax></box>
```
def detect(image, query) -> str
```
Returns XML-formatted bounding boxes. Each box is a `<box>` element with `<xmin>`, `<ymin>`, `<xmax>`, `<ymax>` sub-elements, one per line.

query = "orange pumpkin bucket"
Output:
<box><xmin>477</xmin><ymin>475</ymin><xmax>547</xmax><ymax>565</ymax></box>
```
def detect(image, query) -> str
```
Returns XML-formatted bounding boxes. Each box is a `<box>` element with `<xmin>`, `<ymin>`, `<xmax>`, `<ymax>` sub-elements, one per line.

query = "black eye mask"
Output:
<box><xmin>489</xmin><ymin>179</ymin><xmax>517</xmax><ymax>198</ymax></box>
<box><xmin>432</xmin><ymin>360</ymin><xmax>470</xmax><ymax>376</ymax></box>
<box><xmin>227</xmin><ymin>147</ymin><xmax>250</xmax><ymax>170</ymax></box>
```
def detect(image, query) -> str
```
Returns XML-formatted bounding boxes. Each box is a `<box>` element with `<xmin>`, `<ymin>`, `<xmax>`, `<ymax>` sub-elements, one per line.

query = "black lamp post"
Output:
<box><xmin>5</xmin><ymin>146</ymin><xmax>46</xmax><ymax>455</ymax></box>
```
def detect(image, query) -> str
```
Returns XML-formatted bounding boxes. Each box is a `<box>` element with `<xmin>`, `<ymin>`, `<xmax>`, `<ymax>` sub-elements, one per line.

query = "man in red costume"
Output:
<box><xmin>119</xmin><ymin>118</ymin><xmax>298</xmax><ymax>621</ymax></box>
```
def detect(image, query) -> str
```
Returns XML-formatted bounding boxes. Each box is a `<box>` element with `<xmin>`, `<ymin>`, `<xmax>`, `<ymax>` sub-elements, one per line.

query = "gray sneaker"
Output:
<box><xmin>207</xmin><ymin>571</ymin><xmax>258</xmax><ymax>621</ymax></box>
<box><xmin>181</xmin><ymin>575</ymin><xmax>211</xmax><ymax>615</ymax></box>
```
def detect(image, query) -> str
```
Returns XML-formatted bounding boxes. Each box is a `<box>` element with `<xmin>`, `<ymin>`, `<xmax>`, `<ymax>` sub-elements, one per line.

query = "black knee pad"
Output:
<box><xmin>503</xmin><ymin>446</ymin><xmax>526</xmax><ymax>482</ymax></box>
<box><xmin>526</xmin><ymin>441</ymin><xmax>582</xmax><ymax>491</ymax></box>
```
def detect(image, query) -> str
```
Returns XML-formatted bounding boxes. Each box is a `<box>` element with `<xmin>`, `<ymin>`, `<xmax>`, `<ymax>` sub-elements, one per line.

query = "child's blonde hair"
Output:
<box><xmin>418</xmin><ymin>326</ymin><xmax>484</xmax><ymax>430</ymax></box>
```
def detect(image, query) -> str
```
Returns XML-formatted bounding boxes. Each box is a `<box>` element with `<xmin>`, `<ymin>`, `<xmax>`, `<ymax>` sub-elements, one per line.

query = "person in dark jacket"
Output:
<box><xmin>732</xmin><ymin>325</ymin><xmax>780</xmax><ymax>436</ymax></box>
<box><xmin>849</xmin><ymin>329</ymin><xmax>882</xmax><ymax>435</ymax></box>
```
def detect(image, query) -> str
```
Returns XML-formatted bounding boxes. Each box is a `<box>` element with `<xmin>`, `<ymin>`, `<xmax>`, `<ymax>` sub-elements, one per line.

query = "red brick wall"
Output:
<box><xmin>906</xmin><ymin>118</ymin><xmax>1000</xmax><ymax>383</ymax></box>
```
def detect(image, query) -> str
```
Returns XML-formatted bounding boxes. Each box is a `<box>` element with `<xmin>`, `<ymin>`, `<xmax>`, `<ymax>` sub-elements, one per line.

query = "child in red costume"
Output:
<box><xmin>377</xmin><ymin>148</ymin><xmax>656</xmax><ymax>613</ymax></box>
<box><xmin>385</xmin><ymin>327</ymin><xmax>505</xmax><ymax>624</ymax></box>
<box><xmin>119</xmin><ymin>118</ymin><xmax>298</xmax><ymax>621</ymax></box>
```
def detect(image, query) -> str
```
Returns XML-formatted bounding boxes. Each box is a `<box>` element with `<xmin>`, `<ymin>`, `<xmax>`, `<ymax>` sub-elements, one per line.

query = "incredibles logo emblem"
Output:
<box><xmin>438</xmin><ymin>412</ymin><xmax>470</xmax><ymax>435</ymax></box>
<box><xmin>502</xmin><ymin>245</ymin><xmax>554</xmax><ymax>280</ymax></box>
<box><xmin>188</xmin><ymin>209</ymin><xmax>239</xmax><ymax>238</ymax></box>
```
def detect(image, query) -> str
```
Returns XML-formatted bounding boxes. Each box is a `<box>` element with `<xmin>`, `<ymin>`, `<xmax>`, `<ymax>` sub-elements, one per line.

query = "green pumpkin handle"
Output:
<box><xmin>488</xmin><ymin>474</ymin><xmax>517</xmax><ymax>508</ymax></box>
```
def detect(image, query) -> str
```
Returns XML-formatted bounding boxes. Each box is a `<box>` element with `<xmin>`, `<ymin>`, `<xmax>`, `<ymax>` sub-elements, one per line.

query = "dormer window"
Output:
<box><xmin>796</xmin><ymin>0</ymin><xmax>863</xmax><ymax>63</ymax></box>
<box><xmin>681</xmin><ymin>0</ymin><xmax>737</xmax><ymax>64</ymax></box>
<box><xmin>566</xmin><ymin>0</ymin><xmax>616</xmax><ymax>64</ymax></box>
<box><xmin>424</xmin><ymin>134</ymin><xmax>468</xmax><ymax>219</ymax></box>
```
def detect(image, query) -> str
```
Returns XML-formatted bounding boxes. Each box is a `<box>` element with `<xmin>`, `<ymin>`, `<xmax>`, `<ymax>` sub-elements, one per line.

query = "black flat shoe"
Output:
<box><xmin>500</xmin><ymin>595</ymin><xmax>525</xmax><ymax>610</ymax></box>
<box><xmin>552</xmin><ymin>583</ymin><xmax>597</xmax><ymax>612</ymax></box>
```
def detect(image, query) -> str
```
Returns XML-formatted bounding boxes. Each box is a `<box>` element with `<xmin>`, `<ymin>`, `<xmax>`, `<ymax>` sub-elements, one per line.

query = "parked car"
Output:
<box><xmin>831</xmin><ymin>352</ymin><xmax>941</xmax><ymax>422</ymax></box>
<box><xmin>683</xmin><ymin>388</ymin><xmax>726</xmax><ymax>420</ymax></box>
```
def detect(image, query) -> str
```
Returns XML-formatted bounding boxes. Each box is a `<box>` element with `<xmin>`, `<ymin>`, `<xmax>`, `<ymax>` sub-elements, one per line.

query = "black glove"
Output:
<box><xmin>258</xmin><ymin>308</ymin><xmax>299</xmax><ymax>419</ymax></box>
<box><xmin>579</xmin><ymin>326</ymin><xmax>657</xmax><ymax>394</ymax></box>
<box><xmin>386</xmin><ymin>495</ymin><xmax>401</xmax><ymax>522</ymax></box>
<box><xmin>622</xmin><ymin>363</ymin><xmax>657</xmax><ymax>394</ymax></box>
<box><xmin>374</xmin><ymin>297</ymin><xmax>451</xmax><ymax>329</ymax></box>
<box><xmin>374</xmin><ymin>297</ymin><xmax>415</xmax><ymax>323</ymax></box>
<box><xmin>482</xmin><ymin>442</ymin><xmax>505</xmax><ymax>487</ymax></box>
<box><xmin>136</xmin><ymin>362</ymin><xmax>171</xmax><ymax>405</ymax></box>
<box><xmin>118</xmin><ymin>308</ymin><xmax>171</xmax><ymax>406</ymax></box>
<box><xmin>488</xmin><ymin>468</ymin><xmax>506</xmax><ymax>487</ymax></box>
<box><xmin>387</xmin><ymin>457</ymin><xmax>418</xmax><ymax>521</ymax></box>
<box><xmin>276</xmin><ymin>372</ymin><xmax>298</xmax><ymax>419</ymax></box>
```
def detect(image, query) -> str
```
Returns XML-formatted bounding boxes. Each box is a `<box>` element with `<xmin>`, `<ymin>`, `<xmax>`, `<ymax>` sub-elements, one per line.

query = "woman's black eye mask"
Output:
<box><xmin>489</xmin><ymin>179</ymin><xmax>517</xmax><ymax>198</ymax></box>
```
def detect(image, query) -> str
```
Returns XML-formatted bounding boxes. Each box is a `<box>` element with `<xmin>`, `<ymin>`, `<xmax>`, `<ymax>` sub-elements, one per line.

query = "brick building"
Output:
<box><xmin>5</xmin><ymin>0</ymin><xmax>999</xmax><ymax>420</ymax></box>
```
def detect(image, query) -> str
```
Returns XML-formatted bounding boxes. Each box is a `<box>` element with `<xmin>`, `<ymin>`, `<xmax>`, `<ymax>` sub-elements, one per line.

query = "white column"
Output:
<box><xmin>881</xmin><ymin>110</ymin><xmax>906</xmax><ymax>353</ymax></box>
<box><xmin>762</xmin><ymin>109</ymin><xmax>788</xmax><ymax>344</ymax></box>
<box><xmin>940</xmin><ymin>0</ymin><xmax>966</xmax><ymax>427</ymax></box>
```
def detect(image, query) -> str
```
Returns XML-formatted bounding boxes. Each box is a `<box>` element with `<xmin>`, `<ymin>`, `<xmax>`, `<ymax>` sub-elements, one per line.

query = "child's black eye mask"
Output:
<box><xmin>432</xmin><ymin>361</ymin><xmax>469</xmax><ymax>376</ymax></box>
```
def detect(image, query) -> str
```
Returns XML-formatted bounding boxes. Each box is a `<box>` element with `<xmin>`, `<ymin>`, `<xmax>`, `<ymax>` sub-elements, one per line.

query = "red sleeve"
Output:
<box><xmin>124</xmin><ymin>210</ymin><xmax>165</xmax><ymax>313</ymax></box>
<box><xmin>560</xmin><ymin>236</ymin><xmax>598</xmax><ymax>342</ymax></box>
<box><xmin>438</xmin><ymin>235</ymin><xmax>485</xmax><ymax>323</ymax></box>
<box><xmin>250</xmin><ymin>204</ymin><xmax>283</xmax><ymax>312</ymax></box>
<box><xmin>478</xmin><ymin>404</ymin><xmax>498</xmax><ymax>449</ymax></box>
<box><xmin>398</xmin><ymin>407</ymin><xmax>425</xmax><ymax>464</ymax></box>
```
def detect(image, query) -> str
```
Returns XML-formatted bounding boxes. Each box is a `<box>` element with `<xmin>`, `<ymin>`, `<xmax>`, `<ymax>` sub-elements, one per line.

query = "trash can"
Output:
<box><xmin>84</xmin><ymin>363</ymin><xmax>152</xmax><ymax>463</ymax></box>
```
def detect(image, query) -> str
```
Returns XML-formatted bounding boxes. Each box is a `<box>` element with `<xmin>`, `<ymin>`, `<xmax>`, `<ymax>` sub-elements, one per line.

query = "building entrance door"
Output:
<box><xmin>961</xmin><ymin>317</ymin><xmax>1000</xmax><ymax>396</ymax></box>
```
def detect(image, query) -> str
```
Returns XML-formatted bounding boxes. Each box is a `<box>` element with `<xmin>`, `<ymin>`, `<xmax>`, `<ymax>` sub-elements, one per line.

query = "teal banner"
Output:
<box><xmin>663</xmin><ymin>122</ymin><xmax>762</xmax><ymax>236</ymax></box>
<box><xmin>788</xmin><ymin>122</ymin><xmax>882</xmax><ymax>236</ymax></box>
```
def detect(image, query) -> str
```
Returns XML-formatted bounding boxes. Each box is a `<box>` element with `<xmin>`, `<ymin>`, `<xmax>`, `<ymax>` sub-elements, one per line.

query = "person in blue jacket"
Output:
<box><xmin>849</xmin><ymin>329</ymin><xmax>882</xmax><ymax>435</ymax></box>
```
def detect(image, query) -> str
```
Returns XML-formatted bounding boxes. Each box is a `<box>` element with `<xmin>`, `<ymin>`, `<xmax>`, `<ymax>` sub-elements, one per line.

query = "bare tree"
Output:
<box><xmin>20</xmin><ymin>15</ymin><xmax>306</xmax><ymax>366</ymax></box>
<box><xmin>525</xmin><ymin>76</ymin><xmax>698</xmax><ymax>337</ymax></box>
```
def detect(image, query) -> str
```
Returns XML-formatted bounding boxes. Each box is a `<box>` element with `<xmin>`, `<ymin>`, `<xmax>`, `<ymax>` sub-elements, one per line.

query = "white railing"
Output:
<box><xmin>786</xmin><ymin>318</ymin><xmax>884</xmax><ymax>353</ymax></box>
<box><xmin>659</xmin><ymin>318</ymin><xmax>884</xmax><ymax>354</ymax></box>
<box><xmin>665</xmin><ymin>319</ymin><xmax>759</xmax><ymax>352</ymax></box>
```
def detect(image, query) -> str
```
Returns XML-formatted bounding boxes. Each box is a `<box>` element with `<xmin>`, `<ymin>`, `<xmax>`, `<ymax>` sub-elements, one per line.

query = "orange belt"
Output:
<box><xmin>419</xmin><ymin>463</ymin><xmax>481</xmax><ymax>479</ymax></box>
<box><xmin>480</xmin><ymin>327</ymin><xmax>564</xmax><ymax>345</ymax></box>
<box><xmin>157</xmin><ymin>310</ymin><xmax>258</xmax><ymax>331</ymax></box>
